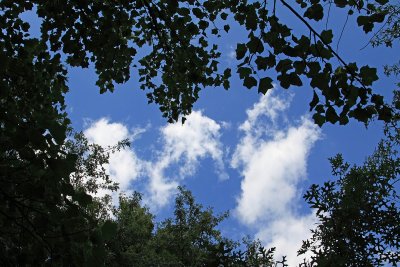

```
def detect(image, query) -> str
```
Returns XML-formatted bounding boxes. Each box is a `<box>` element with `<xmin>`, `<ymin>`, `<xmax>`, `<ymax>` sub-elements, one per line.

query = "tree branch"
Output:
<box><xmin>280</xmin><ymin>0</ymin><xmax>369</xmax><ymax>90</ymax></box>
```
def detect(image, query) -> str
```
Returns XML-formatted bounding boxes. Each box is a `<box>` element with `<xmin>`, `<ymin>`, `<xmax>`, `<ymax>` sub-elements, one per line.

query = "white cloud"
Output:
<box><xmin>232</xmin><ymin>91</ymin><xmax>321</xmax><ymax>265</ymax></box>
<box><xmin>146</xmin><ymin>111</ymin><xmax>227</xmax><ymax>208</ymax></box>
<box><xmin>256</xmin><ymin>214</ymin><xmax>317</xmax><ymax>262</ymax></box>
<box><xmin>79</xmin><ymin>93</ymin><xmax>321</xmax><ymax>264</ymax></box>
<box><xmin>225</xmin><ymin>45</ymin><xmax>236</xmax><ymax>65</ymax></box>
<box><xmin>81</xmin><ymin>114</ymin><xmax>227</xmax><ymax>210</ymax></box>
<box><xmin>84</xmin><ymin>118</ymin><xmax>144</xmax><ymax>196</ymax></box>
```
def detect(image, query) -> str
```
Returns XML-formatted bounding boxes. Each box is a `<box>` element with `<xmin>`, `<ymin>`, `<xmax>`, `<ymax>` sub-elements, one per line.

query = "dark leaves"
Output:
<box><xmin>258</xmin><ymin>77</ymin><xmax>274</xmax><ymax>94</ymax></box>
<box><xmin>243</xmin><ymin>76</ymin><xmax>257</xmax><ymax>89</ymax></box>
<box><xmin>301</xmin><ymin>133</ymin><xmax>400</xmax><ymax>265</ymax></box>
<box><xmin>236</xmin><ymin>43</ymin><xmax>247</xmax><ymax>60</ymax></box>
<box><xmin>304</xmin><ymin>3</ymin><xmax>324</xmax><ymax>21</ymax></box>
<box><xmin>101</xmin><ymin>220</ymin><xmax>118</xmax><ymax>241</ymax></box>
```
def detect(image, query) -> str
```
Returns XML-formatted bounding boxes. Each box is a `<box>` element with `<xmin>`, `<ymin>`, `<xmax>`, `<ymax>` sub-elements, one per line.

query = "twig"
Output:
<box><xmin>280</xmin><ymin>0</ymin><xmax>369</xmax><ymax>90</ymax></box>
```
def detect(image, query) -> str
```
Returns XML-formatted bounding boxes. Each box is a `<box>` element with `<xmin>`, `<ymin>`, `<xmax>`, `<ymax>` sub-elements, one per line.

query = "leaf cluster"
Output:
<box><xmin>105</xmin><ymin>187</ymin><xmax>292</xmax><ymax>267</ymax></box>
<box><xmin>300</xmin><ymin>108</ymin><xmax>400</xmax><ymax>265</ymax></box>
<box><xmin>1</xmin><ymin>0</ymin><xmax>395</xmax><ymax>125</ymax></box>
<box><xmin>233</xmin><ymin>0</ymin><xmax>393</xmax><ymax>126</ymax></box>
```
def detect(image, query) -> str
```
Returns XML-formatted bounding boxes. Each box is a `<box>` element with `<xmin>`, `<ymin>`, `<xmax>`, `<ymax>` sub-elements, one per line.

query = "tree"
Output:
<box><xmin>369</xmin><ymin>1</ymin><xmax>400</xmax><ymax>84</ymax></box>
<box><xmin>0</xmin><ymin>87</ymin><xmax>117</xmax><ymax>266</ymax></box>
<box><xmin>299</xmin><ymin>93</ymin><xmax>400</xmax><ymax>266</ymax></box>
<box><xmin>105</xmin><ymin>192</ymin><xmax>154</xmax><ymax>266</ymax></box>
<box><xmin>0</xmin><ymin>21</ymin><xmax>83</xmax><ymax>264</ymax></box>
<box><xmin>1</xmin><ymin>0</ymin><xmax>395</xmax><ymax>125</ymax></box>
<box><xmin>233</xmin><ymin>0</ymin><xmax>395</xmax><ymax>126</ymax></box>
<box><xmin>149</xmin><ymin>186</ymin><xmax>233</xmax><ymax>266</ymax></box>
<box><xmin>105</xmin><ymin>187</ymin><xmax>284</xmax><ymax>267</ymax></box>
<box><xmin>2</xmin><ymin>0</ymin><xmax>400</xmax><ymax>265</ymax></box>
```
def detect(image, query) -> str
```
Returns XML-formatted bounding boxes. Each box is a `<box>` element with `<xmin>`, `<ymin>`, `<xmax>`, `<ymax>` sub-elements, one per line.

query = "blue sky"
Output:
<box><xmin>22</xmin><ymin>3</ymin><xmax>397</xmax><ymax>265</ymax></box>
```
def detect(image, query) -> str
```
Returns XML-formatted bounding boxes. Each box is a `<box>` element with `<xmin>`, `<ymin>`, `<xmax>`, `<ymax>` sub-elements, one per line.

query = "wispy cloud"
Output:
<box><xmin>82</xmin><ymin>94</ymin><xmax>320</xmax><ymax>264</ymax></box>
<box><xmin>84</xmin><ymin>118</ymin><xmax>144</xmax><ymax>198</ymax></box>
<box><xmin>83</xmin><ymin>112</ymin><xmax>227</xmax><ymax>210</ymax></box>
<box><xmin>232</xmin><ymin>91</ymin><xmax>321</xmax><ymax>265</ymax></box>
<box><xmin>146</xmin><ymin>111</ymin><xmax>227</xmax><ymax>208</ymax></box>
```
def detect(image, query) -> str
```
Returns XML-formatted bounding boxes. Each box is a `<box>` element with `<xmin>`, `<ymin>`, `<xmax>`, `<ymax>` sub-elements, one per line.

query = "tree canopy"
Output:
<box><xmin>1</xmin><ymin>0</ymin><xmax>400</xmax><ymax>266</ymax></box>
<box><xmin>105</xmin><ymin>187</ymin><xmax>284</xmax><ymax>267</ymax></box>
<box><xmin>300</xmin><ymin>92</ymin><xmax>400</xmax><ymax>266</ymax></box>
<box><xmin>1</xmin><ymin>0</ymin><xmax>396</xmax><ymax>124</ymax></box>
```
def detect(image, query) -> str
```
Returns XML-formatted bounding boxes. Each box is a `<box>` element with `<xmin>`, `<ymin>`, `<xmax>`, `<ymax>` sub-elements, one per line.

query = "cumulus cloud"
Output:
<box><xmin>223</xmin><ymin>45</ymin><xmax>237</xmax><ymax>66</ymax></box>
<box><xmin>146</xmin><ymin>111</ymin><xmax>227</xmax><ymax>208</ymax></box>
<box><xmin>84</xmin><ymin>118</ymin><xmax>144</xmax><ymax>196</ymax></box>
<box><xmin>82</xmin><ymin>113</ymin><xmax>227</xmax><ymax>209</ymax></box>
<box><xmin>232</xmin><ymin>91</ymin><xmax>321</xmax><ymax>265</ymax></box>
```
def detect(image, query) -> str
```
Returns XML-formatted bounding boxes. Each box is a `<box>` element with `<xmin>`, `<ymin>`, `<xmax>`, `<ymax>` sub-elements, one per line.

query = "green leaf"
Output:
<box><xmin>326</xmin><ymin>106</ymin><xmax>339</xmax><ymax>123</ymax></box>
<box><xmin>258</xmin><ymin>77</ymin><xmax>273</xmax><ymax>94</ymax></box>
<box><xmin>377</xmin><ymin>105</ymin><xmax>392</xmax><ymax>122</ymax></box>
<box><xmin>371</xmin><ymin>94</ymin><xmax>384</xmax><ymax>106</ymax></box>
<box><xmin>198</xmin><ymin>20</ymin><xmax>209</xmax><ymax>30</ymax></box>
<box><xmin>101</xmin><ymin>220</ymin><xmax>117</xmax><ymax>241</ymax></box>
<box><xmin>320</xmin><ymin>30</ymin><xmax>333</xmax><ymax>44</ymax></box>
<box><xmin>245</xmin><ymin>10</ymin><xmax>258</xmax><ymax>30</ymax></box>
<box><xmin>307</xmin><ymin>61</ymin><xmax>322</xmax><ymax>76</ymax></box>
<box><xmin>255</xmin><ymin>56</ymin><xmax>268</xmax><ymax>70</ymax></box>
<box><xmin>166</xmin><ymin>0</ymin><xmax>179</xmax><ymax>12</ymax></box>
<box><xmin>334</xmin><ymin>0</ymin><xmax>347</xmax><ymax>8</ymax></box>
<box><xmin>276</xmin><ymin>59</ymin><xmax>292</xmax><ymax>73</ymax></box>
<box><xmin>359</xmin><ymin>66</ymin><xmax>378</xmax><ymax>86</ymax></box>
<box><xmin>49</xmin><ymin>123</ymin><xmax>66</xmax><ymax>144</ymax></box>
<box><xmin>304</xmin><ymin>4</ymin><xmax>324</xmax><ymax>21</ymax></box>
<box><xmin>370</xmin><ymin>12</ymin><xmax>386</xmax><ymax>23</ymax></box>
<box><xmin>236</xmin><ymin>43</ymin><xmax>247</xmax><ymax>60</ymax></box>
<box><xmin>351</xmin><ymin>107</ymin><xmax>370</xmax><ymax>122</ymax></box>
<box><xmin>90</xmin><ymin>245</ymin><xmax>106</xmax><ymax>266</ymax></box>
<box><xmin>357</xmin><ymin>16</ymin><xmax>374</xmax><ymax>33</ymax></box>
<box><xmin>313</xmin><ymin>113</ymin><xmax>325</xmax><ymax>127</ymax></box>
<box><xmin>73</xmin><ymin>191</ymin><xmax>93</xmax><ymax>206</ymax></box>
<box><xmin>192</xmin><ymin>8</ymin><xmax>204</xmax><ymax>19</ymax></box>
<box><xmin>243</xmin><ymin>76</ymin><xmax>257</xmax><ymax>89</ymax></box>
<box><xmin>177</xmin><ymin>7</ymin><xmax>190</xmax><ymax>16</ymax></box>
<box><xmin>278</xmin><ymin>74</ymin><xmax>291</xmax><ymax>89</ymax></box>
<box><xmin>224</xmin><ymin>24</ymin><xmax>230</xmax><ymax>32</ymax></box>
<box><xmin>247</xmin><ymin>36</ymin><xmax>264</xmax><ymax>54</ymax></box>
<box><xmin>339</xmin><ymin>114</ymin><xmax>349</xmax><ymax>125</ymax></box>
<box><xmin>310</xmin><ymin>91</ymin><xmax>319</xmax><ymax>111</ymax></box>
<box><xmin>255</xmin><ymin>53</ymin><xmax>276</xmax><ymax>71</ymax></box>
<box><xmin>311</xmin><ymin>73</ymin><xmax>329</xmax><ymax>91</ymax></box>
<box><xmin>221</xmin><ymin>12</ymin><xmax>228</xmax><ymax>20</ymax></box>
<box><xmin>237</xmin><ymin>67</ymin><xmax>252</xmax><ymax>79</ymax></box>
<box><xmin>375</xmin><ymin>0</ymin><xmax>389</xmax><ymax>4</ymax></box>
<box><xmin>293</xmin><ymin>61</ymin><xmax>306</xmax><ymax>74</ymax></box>
<box><xmin>223</xmin><ymin>68</ymin><xmax>232</xmax><ymax>78</ymax></box>
<box><xmin>287</xmin><ymin>72</ymin><xmax>302</xmax><ymax>86</ymax></box>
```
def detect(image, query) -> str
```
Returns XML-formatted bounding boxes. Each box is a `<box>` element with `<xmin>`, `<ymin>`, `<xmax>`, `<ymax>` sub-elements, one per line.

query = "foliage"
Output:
<box><xmin>148</xmin><ymin>188</ymin><xmax>221</xmax><ymax>265</ymax></box>
<box><xmin>232</xmin><ymin>0</ymin><xmax>397</xmax><ymax>126</ymax></box>
<box><xmin>66</xmin><ymin>132</ymin><xmax>132</xmax><ymax>223</ymax></box>
<box><xmin>105</xmin><ymin>187</ymin><xmax>233</xmax><ymax>266</ymax></box>
<box><xmin>66</xmin><ymin>132</ymin><xmax>129</xmax><ymax>196</ymax></box>
<box><xmin>369</xmin><ymin>2</ymin><xmax>400</xmax><ymax>86</ymax></box>
<box><xmin>105</xmin><ymin>192</ymin><xmax>154</xmax><ymax>266</ymax></box>
<box><xmin>0</xmin><ymin>1</ymin><xmax>109</xmax><ymax>264</ymax></box>
<box><xmin>300</xmin><ymin>104</ymin><xmax>400</xmax><ymax>266</ymax></box>
<box><xmin>2</xmin><ymin>0</ymin><xmax>400</xmax><ymax>265</ymax></box>
<box><xmin>0</xmin><ymin>74</ymin><xmax>116</xmax><ymax>266</ymax></box>
<box><xmin>1</xmin><ymin>0</ymin><xmax>396</xmax><ymax>125</ymax></box>
<box><xmin>233</xmin><ymin>238</ymin><xmax>278</xmax><ymax>266</ymax></box>
<box><xmin>0</xmin><ymin>17</ymin><xmax>84</xmax><ymax>264</ymax></box>
<box><xmin>370</xmin><ymin>2</ymin><xmax>400</xmax><ymax>49</ymax></box>
<box><xmin>105</xmin><ymin>187</ymin><xmax>287</xmax><ymax>267</ymax></box>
